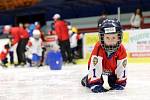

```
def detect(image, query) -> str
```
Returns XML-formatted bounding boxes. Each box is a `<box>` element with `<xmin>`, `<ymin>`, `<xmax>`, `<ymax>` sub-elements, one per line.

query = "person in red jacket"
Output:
<box><xmin>81</xmin><ymin>18</ymin><xmax>127</xmax><ymax>93</ymax></box>
<box><xmin>4</xmin><ymin>25</ymin><xmax>20</xmax><ymax>65</ymax></box>
<box><xmin>15</xmin><ymin>23</ymin><xmax>29</xmax><ymax>66</ymax></box>
<box><xmin>0</xmin><ymin>44</ymin><xmax>10</xmax><ymax>68</ymax></box>
<box><xmin>53</xmin><ymin>14</ymin><xmax>75</xmax><ymax>64</ymax></box>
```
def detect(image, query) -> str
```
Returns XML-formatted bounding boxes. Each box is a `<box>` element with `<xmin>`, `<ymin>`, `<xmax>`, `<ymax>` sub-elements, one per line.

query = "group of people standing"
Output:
<box><xmin>0</xmin><ymin>23</ymin><xmax>45</xmax><ymax>67</ymax></box>
<box><xmin>0</xmin><ymin>13</ymin><xmax>81</xmax><ymax>67</ymax></box>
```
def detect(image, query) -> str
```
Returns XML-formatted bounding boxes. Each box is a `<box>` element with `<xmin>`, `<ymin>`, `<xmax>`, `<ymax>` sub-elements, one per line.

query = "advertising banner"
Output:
<box><xmin>83</xmin><ymin>33</ymin><xmax>99</xmax><ymax>59</ymax></box>
<box><xmin>125</xmin><ymin>29</ymin><xmax>150</xmax><ymax>57</ymax></box>
<box><xmin>125</xmin><ymin>29</ymin><xmax>150</xmax><ymax>63</ymax></box>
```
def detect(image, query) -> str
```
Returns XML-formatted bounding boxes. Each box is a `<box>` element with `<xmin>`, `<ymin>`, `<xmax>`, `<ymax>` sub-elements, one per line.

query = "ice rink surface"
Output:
<box><xmin>0</xmin><ymin>63</ymin><xmax>150</xmax><ymax>100</ymax></box>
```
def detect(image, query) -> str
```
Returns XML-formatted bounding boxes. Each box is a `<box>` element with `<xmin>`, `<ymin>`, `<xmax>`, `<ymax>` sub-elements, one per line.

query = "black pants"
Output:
<box><xmin>16</xmin><ymin>38</ymin><xmax>29</xmax><ymax>64</ymax></box>
<box><xmin>9</xmin><ymin>51</ymin><xmax>14</xmax><ymax>64</ymax></box>
<box><xmin>58</xmin><ymin>39</ymin><xmax>73</xmax><ymax>62</ymax></box>
<box><xmin>40</xmin><ymin>47</ymin><xmax>46</xmax><ymax>65</ymax></box>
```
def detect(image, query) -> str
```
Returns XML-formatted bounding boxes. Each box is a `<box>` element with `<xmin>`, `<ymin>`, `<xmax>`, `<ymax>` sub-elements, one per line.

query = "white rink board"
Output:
<box><xmin>0</xmin><ymin>64</ymin><xmax>150</xmax><ymax>100</ymax></box>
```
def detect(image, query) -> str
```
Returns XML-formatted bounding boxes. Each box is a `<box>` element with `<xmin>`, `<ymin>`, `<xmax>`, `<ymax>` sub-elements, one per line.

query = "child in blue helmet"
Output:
<box><xmin>81</xmin><ymin>18</ymin><xmax>127</xmax><ymax>93</ymax></box>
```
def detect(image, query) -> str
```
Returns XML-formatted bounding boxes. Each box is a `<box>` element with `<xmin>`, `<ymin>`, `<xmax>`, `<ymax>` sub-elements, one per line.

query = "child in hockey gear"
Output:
<box><xmin>8</xmin><ymin>35</ymin><xmax>14</xmax><ymax>64</ymax></box>
<box><xmin>25</xmin><ymin>29</ymin><xmax>43</xmax><ymax>67</ymax></box>
<box><xmin>81</xmin><ymin>18</ymin><xmax>127</xmax><ymax>93</ymax></box>
<box><xmin>69</xmin><ymin>26</ymin><xmax>78</xmax><ymax>59</ymax></box>
<box><xmin>0</xmin><ymin>44</ymin><xmax>10</xmax><ymax>68</ymax></box>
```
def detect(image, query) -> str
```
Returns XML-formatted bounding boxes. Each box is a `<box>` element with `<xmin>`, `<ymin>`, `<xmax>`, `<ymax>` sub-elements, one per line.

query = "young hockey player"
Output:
<box><xmin>68</xmin><ymin>26</ymin><xmax>78</xmax><ymax>59</ymax></box>
<box><xmin>25</xmin><ymin>29</ymin><xmax>43</xmax><ymax>67</ymax></box>
<box><xmin>0</xmin><ymin>44</ymin><xmax>10</xmax><ymax>68</ymax></box>
<box><xmin>81</xmin><ymin>18</ymin><xmax>127</xmax><ymax>93</ymax></box>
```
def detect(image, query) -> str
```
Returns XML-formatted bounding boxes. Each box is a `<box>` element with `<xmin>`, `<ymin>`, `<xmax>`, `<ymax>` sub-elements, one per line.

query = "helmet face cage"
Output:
<box><xmin>99</xmin><ymin>33</ymin><xmax>122</xmax><ymax>52</ymax></box>
<box><xmin>99</xmin><ymin>19</ymin><xmax>123</xmax><ymax>53</ymax></box>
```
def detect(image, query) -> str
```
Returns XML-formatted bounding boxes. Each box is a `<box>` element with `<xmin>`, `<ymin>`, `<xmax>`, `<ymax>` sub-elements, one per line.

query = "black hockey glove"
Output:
<box><xmin>90</xmin><ymin>85</ymin><xmax>107</xmax><ymax>93</ymax></box>
<box><xmin>111</xmin><ymin>84</ymin><xmax>124</xmax><ymax>90</ymax></box>
<box><xmin>42</xmin><ymin>47</ymin><xmax>46</xmax><ymax>52</ymax></box>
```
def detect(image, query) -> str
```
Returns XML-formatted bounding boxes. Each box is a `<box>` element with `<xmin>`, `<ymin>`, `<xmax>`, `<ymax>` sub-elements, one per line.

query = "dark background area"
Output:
<box><xmin>0</xmin><ymin>0</ymin><xmax>150</xmax><ymax>25</ymax></box>
<box><xmin>16</xmin><ymin>13</ymin><xmax>46</xmax><ymax>26</ymax></box>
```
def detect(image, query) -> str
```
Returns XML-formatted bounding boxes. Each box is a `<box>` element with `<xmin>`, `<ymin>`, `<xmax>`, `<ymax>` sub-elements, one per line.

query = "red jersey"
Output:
<box><xmin>54</xmin><ymin>20</ymin><xmax>69</xmax><ymax>41</ymax></box>
<box><xmin>10</xmin><ymin>27</ymin><xmax>20</xmax><ymax>45</ymax></box>
<box><xmin>0</xmin><ymin>48</ymin><xmax>9</xmax><ymax>60</ymax></box>
<box><xmin>88</xmin><ymin>42</ymin><xmax>127</xmax><ymax>84</ymax></box>
<box><xmin>19</xmin><ymin>27</ymin><xmax>29</xmax><ymax>39</ymax></box>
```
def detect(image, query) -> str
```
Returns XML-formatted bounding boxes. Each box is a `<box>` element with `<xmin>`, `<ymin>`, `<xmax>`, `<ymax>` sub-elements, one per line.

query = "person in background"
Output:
<box><xmin>97</xmin><ymin>11</ymin><xmax>107</xmax><ymax>28</ymax></box>
<box><xmin>51</xmin><ymin>22</ymin><xmax>55</xmax><ymax>32</ymax></box>
<box><xmin>24</xmin><ymin>23</ymin><xmax>30</xmax><ymax>35</ymax></box>
<box><xmin>34</xmin><ymin>22</ymin><xmax>46</xmax><ymax>66</ymax></box>
<box><xmin>15</xmin><ymin>23</ymin><xmax>29</xmax><ymax>66</ymax></box>
<box><xmin>3</xmin><ymin>25</ymin><xmax>20</xmax><ymax>65</ymax></box>
<box><xmin>28</xmin><ymin>23</ymin><xmax>35</xmax><ymax>37</ymax></box>
<box><xmin>0</xmin><ymin>44</ymin><xmax>10</xmax><ymax>68</ymax></box>
<box><xmin>52</xmin><ymin>14</ymin><xmax>75</xmax><ymax>64</ymax></box>
<box><xmin>68</xmin><ymin>22</ymin><xmax>83</xmax><ymax>59</ymax></box>
<box><xmin>25</xmin><ymin>29</ymin><xmax>43</xmax><ymax>67</ymax></box>
<box><xmin>68</xmin><ymin>26</ymin><xmax>80</xmax><ymax>59</ymax></box>
<box><xmin>130</xmin><ymin>8</ymin><xmax>143</xmax><ymax>29</ymax></box>
<box><xmin>81</xmin><ymin>18</ymin><xmax>127</xmax><ymax>93</ymax></box>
